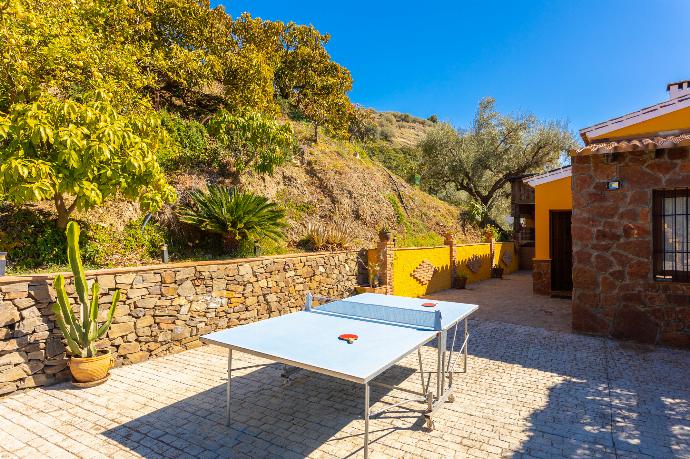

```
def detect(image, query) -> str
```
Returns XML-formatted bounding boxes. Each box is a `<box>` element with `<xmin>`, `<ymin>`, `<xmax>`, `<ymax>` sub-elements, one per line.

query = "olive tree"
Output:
<box><xmin>419</xmin><ymin>97</ymin><xmax>576</xmax><ymax>230</ymax></box>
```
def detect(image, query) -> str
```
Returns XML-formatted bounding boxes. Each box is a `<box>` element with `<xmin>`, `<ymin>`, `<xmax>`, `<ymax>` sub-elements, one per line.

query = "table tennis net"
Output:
<box><xmin>313</xmin><ymin>300</ymin><xmax>442</xmax><ymax>331</ymax></box>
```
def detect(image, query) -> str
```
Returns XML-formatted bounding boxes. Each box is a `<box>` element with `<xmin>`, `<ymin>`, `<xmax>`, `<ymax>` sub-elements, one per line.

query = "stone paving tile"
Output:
<box><xmin>0</xmin><ymin>318</ymin><xmax>688</xmax><ymax>458</ymax></box>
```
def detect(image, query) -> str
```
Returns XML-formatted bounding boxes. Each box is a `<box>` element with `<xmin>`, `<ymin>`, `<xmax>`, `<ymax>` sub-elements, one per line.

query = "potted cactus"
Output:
<box><xmin>52</xmin><ymin>222</ymin><xmax>120</xmax><ymax>384</ymax></box>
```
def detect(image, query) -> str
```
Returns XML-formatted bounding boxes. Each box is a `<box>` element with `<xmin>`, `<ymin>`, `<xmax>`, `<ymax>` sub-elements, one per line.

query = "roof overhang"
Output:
<box><xmin>525</xmin><ymin>166</ymin><xmax>572</xmax><ymax>187</ymax></box>
<box><xmin>579</xmin><ymin>94</ymin><xmax>690</xmax><ymax>144</ymax></box>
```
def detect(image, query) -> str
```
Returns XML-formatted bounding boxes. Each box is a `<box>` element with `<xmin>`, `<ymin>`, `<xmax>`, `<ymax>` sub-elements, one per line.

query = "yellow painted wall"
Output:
<box><xmin>494</xmin><ymin>242</ymin><xmax>520</xmax><ymax>274</ymax></box>
<box><xmin>589</xmin><ymin>105</ymin><xmax>690</xmax><ymax>142</ymax></box>
<box><xmin>455</xmin><ymin>243</ymin><xmax>492</xmax><ymax>284</ymax></box>
<box><xmin>534</xmin><ymin>176</ymin><xmax>572</xmax><ymax>260</ymax></box>
<box><xmin>393</xmin><ymin>246</ymin><xmax>452</xmax><ymax>297</ymax></box>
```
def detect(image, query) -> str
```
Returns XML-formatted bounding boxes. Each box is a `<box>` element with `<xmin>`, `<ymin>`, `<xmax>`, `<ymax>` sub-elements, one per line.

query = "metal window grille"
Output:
<box><xmin>653</xmin><ymin>189</ymin><xmax>690</xmax><ymax>282</ymax></box>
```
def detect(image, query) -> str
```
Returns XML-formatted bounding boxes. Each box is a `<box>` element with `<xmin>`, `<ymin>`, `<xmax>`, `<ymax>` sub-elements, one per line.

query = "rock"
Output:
<box><xmin>126</xmin><ymin>288</ymin><xmax>148</xmax><ymax>299</ymax></box>
<box><xmin>113</xmin><ymin>304</ymin><xmax>131</xmax><ymax>318</ymax></box>
<box><xmin>0</xmin><ymin>302</ymin><xmax>20</xmax><ymax>327</ymax></box>
<box><xmin>177</xmin><ymin>280</ymin><xmax>195</xmax><ymax>297</ymax></box>
<box><xmin>108</xmin><ymin>322</ymin><xmax>135</xmax><ymax>339</ymax></box>
<box><xmin>20</xmin><ymin>306</ymin><xmax>41</xmax><ymax>319</ymax></box>
<box><xmin>0</xmin><ymin>283</ymin><xmax>28</xmax><ymax>293</ymax></box>
<box><xmin>135</xmin><ymin>298</ymin><xmax>157</xmax><ymax>309</ymax></box>
<box><xmin>161</xmin><ymin>271</ymin><xmax>176</xmax><ymax>284</ymax></box>
<box><xmin>136</xmin><ymin>316</ymin><xmax>154</xmax><ymax>328</ymax></box>
<box><xmin>97</xmin><ymin>275</ymin><xmax>116</xmax><ymax>289</ymax></box>
<box><xmin>171</xmin><ymin>326</ymin><xmax>189</xmax><ymax>341</ymax></box>
<box><xmin>157</xmin><ymin>331</ymin><xmax>171</xmax><ymax>342</ymax></box>
<box><xmin>27</xmin><ymin>350</ymin><xmax>45</xmax><ymax>360</ymax></box>
<box><xmin>115</xmin><ymin>273</ymin><xmax>137</xmax><ymax>285</ymax></box>
<box><xmin>44</xmin><ymin>360</ymin><xmax>68</xmax><ymax>374</ymax></box>
<box><xmin>127</xmin><ymin>351</ymin><xmax>149</xmax><ymax>364</ymax></box>
<box><xmin>15</xmin><ymin>316</ymin><xmax>44</xmax><ymax>334</ymax></box>
<box><xmin>0</xmin><ymin>365</ymin><xmax>28</xmax><ymax>383</ymax></box>
<box><xmin>0</xmin><ymin>382</ymin><xmax>17</xmax><ymax>395</ymax></box>
<box><xmin>0</xmin><ymin>352</ymin><xmax>27</xmax><ymax>366</ymax></box>
<box><xmin>12</xmin><ymin>297</ymin><xmax>35</xmax><ymax>310</ymax></box>
<box><xmin>45</xmin><ymin>338</ymin><xmax>65</xmax><ymax>358</ymax></box>
<box><xmin>18</xmin><ymin>373</ymin><xmax>51</xmax><ymax>389</ymax></box>
<box><xmin>176</xmin><ymin>267</ymin><xmax>195</xmax><ymax>280</ymax></box>
<box><xmin>118</xmin><ymin>342</ymin><xmax>140</xmax><ymax>355</ymax></box>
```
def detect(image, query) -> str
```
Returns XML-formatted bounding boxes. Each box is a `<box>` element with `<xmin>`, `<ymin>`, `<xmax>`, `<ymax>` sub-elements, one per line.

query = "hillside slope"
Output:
<box><xmin>0</xmin><ymin>114</ymin><xmax>474</xmax><ymax>273</ymax></box>
<box><xmin>175</xmin><ymin>135</ymin><xmax>469</xmax><ymax>248</ymax></box>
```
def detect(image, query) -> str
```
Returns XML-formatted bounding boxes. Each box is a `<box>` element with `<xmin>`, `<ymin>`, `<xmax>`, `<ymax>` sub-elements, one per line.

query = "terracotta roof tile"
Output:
<box><xmin>573</xmin><ymin>133</ymin><xmax>690</xmax><ymax>155</ymax></box>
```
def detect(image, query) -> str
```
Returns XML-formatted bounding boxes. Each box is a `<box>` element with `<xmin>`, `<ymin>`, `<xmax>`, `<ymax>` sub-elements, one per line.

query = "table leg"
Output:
<box><xmin>436</xmin><ymin>331</ymin><xmax>443</xmax><ymax>399</ymax></box>
<box><xmin>440</xmin><ymin>330</ymin><xmax>447</xmax><ymax>396</ymax></box>
<box><xmin>226</xmin><ymin>349</ymin><xmax>233</xmax><ymax>426</ymax></box>
<box><xmin>464</xmin><ymin>318</ymin><xmax>468</xmax><ymax>373</ymax></box>
<box><xmin>364</xmin><ymin>382</ymin><xmax>370</xmax><ymax>459</ymax></box>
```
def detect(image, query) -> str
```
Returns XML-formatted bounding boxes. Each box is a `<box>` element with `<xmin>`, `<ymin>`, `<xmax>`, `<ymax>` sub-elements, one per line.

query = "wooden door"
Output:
<box><xmin>550</xmin><ymin>211</ymin><xmax>572</xmax><ymax>292</ymax></box>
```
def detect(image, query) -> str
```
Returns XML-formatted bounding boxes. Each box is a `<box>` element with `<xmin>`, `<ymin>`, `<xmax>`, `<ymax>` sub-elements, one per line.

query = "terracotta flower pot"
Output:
<box><xmin>69</xmin><ymin>350</ymin><xmax>114</xmax><ymax>383</ymax></box>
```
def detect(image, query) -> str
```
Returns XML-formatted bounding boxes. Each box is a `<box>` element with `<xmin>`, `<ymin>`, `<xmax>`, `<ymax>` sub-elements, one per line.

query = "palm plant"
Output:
<box><xmin>178</xmin><ymin>185</ymin><xmax>286</xmax><ymax>252</ymax></box>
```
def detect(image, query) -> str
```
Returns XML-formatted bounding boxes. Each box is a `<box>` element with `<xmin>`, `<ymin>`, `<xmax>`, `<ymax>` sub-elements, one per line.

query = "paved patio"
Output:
<box><xmin>427</xmin><ymin>271</ymin><xmax>572</xmax><ymax>333</ymax></box>
<box><xmin>0</xmin><ymin>276</ymin><xmax>689</xmax><ymax>458</ymax></box>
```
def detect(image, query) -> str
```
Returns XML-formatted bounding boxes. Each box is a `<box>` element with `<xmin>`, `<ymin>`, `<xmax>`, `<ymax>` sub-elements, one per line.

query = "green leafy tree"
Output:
<box><xmin>206</xmin><ymin>110</ymin><xmax>296</xmax><ymax>174</ymax></box>
<box><xmin>348</xmin><ymin>105</ymin><xmax>378</xmax><ymax>143</ymax></box>
<box><xmin>178</xmin><ymin>185</ymin><xmax>286</xmax><ymax>252</ymax></box>
<box><xmin>275</xmin><ymin>23</ymin><xmax>352</xmax><ymax>141</ymax></box>
<box><xmin>419</xmin><ymin>97</ymin><xmax>576</xmax><ymax>230</ymax></box>
<box><xmin>0</xmin><ymin>90</ymin><xmax>177</xmax><ymax>229</ymax></box>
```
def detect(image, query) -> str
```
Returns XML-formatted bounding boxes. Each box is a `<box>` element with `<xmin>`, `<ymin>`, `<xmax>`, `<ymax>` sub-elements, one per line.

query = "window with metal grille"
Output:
<box><xmin>653</xmin><ymin>189</ymin><xmax>690</xmax><ymax>282</ymax></box>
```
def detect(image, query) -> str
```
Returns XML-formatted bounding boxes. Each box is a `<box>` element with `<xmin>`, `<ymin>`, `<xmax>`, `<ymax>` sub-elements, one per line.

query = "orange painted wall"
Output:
<box><xmin>589</xmin><ymin>105</ymin><xmax>690</xmax><ymax>142</ymax></box>
<box><xmin>534</xmin><ymin>176</ymin><xmax>572</xmax><ymax>260</ymax></box>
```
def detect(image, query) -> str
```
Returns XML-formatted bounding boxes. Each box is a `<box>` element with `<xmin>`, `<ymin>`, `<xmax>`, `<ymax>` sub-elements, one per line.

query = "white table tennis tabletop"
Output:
<box><xmin>202</xmin><ymin>294</ymin><xmax>477</xmax><ymax>384</ymax></box>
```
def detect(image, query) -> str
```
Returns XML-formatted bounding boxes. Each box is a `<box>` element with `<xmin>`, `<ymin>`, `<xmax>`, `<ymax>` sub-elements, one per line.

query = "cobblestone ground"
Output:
<box><xmin>0</xmin><ymin>317</ymin><xmax>688</xmax><ymax>459</ymax></box>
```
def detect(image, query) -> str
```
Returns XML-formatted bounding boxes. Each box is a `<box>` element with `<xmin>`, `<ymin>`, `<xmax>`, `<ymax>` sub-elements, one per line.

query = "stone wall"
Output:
<box><xmin>532</xmin><ymin>259</ymin><xmax>551</xmax><ymax>295</ymax></box>
<box><xmin>571</xmin><ymin>148</ymin><xmax>690</xmax><ymax>347</ymax></box>
<box><xmin>0</xmin><ymin>251</ymin><xmax>365</xmax><ymax>396</ymax></box>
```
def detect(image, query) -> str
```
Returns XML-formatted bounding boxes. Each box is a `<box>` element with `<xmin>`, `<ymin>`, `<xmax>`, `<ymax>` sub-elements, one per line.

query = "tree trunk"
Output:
<box><xmin>54</xmin><ymin>194</ymin><xmax>77</xmax><ymax>230</ymax></box>
<box><xmin>222</xmin><ymin>234</ymin><xmax>241</xmax><ymax>254</ymax></box>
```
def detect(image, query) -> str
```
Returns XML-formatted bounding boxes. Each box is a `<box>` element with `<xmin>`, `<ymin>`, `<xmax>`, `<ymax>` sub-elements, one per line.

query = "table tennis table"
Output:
<box><xmin>201</xmin><ymin>292</ymin><xmax>478</xmax><ymax>458</ymax></box>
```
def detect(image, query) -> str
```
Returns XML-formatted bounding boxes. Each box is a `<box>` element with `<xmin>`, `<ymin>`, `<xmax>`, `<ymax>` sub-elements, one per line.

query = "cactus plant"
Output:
<box><xmin>52</xmin><ymin>222</ymin><xmax>120</xmax><ymax>358</ymax></box>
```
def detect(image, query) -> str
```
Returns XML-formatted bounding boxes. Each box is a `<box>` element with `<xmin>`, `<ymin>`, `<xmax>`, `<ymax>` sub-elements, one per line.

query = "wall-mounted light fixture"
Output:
<box><xmin>606</xmin><ymin>180</ymin><xmax>621</xmax><ymax>191</ymax></box>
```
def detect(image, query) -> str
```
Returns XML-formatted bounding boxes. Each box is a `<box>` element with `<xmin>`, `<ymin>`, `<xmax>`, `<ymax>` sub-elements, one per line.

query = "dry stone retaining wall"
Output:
<box><xmin>0</xmin><ymin>251</ymin><xmax>364</xmax><ymax>396</ymax></box>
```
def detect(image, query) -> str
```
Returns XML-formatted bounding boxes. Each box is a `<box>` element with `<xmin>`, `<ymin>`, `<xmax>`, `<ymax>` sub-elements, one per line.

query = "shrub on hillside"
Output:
<box><xmin>0</xmin><ymin>204</ymin><xmax>167</xmax><ymax>273</ymax></box>
<box><xmin>365</xmin><ymin>143</ymin><xmax>420</xmax><ymax>183</ymax></box>
<box><xmin>299</xmin><ymin>222</ymin><xmax>353</xmax><ymax>251</ymax></box>
<box><xmin>159</xmin><ymin>111</ymin><xmax>213</xmax><ymax>169</ymax></box>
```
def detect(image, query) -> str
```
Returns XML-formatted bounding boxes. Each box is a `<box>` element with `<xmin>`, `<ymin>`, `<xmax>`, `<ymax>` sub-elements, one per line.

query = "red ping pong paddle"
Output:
<box><xmin>422</xmin><ymin>302</ymin><xmax>437</xmax><ymax>308</ymax></box>
<box><xmin>339</xmin><ymin>334</ymin><xmax>358</xmax><ymax>344</ymax></box>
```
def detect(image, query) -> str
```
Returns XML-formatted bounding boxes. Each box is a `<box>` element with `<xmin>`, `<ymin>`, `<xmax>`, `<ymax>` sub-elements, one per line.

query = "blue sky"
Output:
<box><xmin>218</xmin><ymin>0</ymin><xmax>690</xmax><ymax>138</ymax></box>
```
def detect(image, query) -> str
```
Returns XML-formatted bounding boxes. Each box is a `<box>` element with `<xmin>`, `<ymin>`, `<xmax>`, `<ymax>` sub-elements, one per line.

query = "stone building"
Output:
<box><xmin>523</xmin><ymin>81</ymin><xmax>690</xmax><ymax>347</ymax></box>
